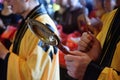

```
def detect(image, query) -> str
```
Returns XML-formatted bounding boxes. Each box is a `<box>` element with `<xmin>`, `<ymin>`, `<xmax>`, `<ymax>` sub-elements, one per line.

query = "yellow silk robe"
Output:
<box><xmin>97</xmin><ymin>9</ymin><xmax>120</xmax><ymax>80</ymax></box>
<box><xmin>7</xmin><ymin>14</ymin><xmax>60</xmax><ymax>80</ymax></box>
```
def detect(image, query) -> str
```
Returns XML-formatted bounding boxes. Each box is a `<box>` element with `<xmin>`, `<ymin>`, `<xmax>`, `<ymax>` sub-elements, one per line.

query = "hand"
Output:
<box><xmin>88</xmin><ymin>17</ymin><xmax>103</xmax><ymax>36</ymax></box>
<box><xmin>0</xmin><ymin>42</ymin><xmax>9</xmax><ymax>59</ymax></box>
<box><xmin>78</xmin><ymin>32</ymin><xmax>101</xmax><ymax>61</ymax></box>
<box><xmin>64</xmin><ymin>51</ymin><xmax>92</xmax><ymax>80</ymax></box>
<box><xmin>64</xmin><ymin>32</ymin><xmax>101</xmax><ymax>80</ymax></box>
<box><xmin>78</xmin><ymin>32</ymin><xmax>92</xmax><ymax>52</ymax></box>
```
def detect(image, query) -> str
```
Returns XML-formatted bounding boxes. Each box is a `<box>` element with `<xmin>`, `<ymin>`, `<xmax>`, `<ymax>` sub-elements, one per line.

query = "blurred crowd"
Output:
<box><xmin>49</xmin><ymin>0</ymin><xmax>118</xmax><ymax>79</ymax></box>
<box><xmin>0</xmin><ymin>0</ymin><xmax>119</xmax><ymax>80</ymax></box>
<box><xmin>40</xmin><ymin>0</ymin><xmax>118</xmax><ymax>52</ymax></box>
<box><xmin>0</xmin><ymin>0</ymin><xmax>22</xmax><ymax>49</ymax></box>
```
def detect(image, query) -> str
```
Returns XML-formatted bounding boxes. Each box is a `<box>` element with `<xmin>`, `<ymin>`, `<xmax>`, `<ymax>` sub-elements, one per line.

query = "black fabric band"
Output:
<box><xmin>83</xmin><ymin>61</ymin><xmax>104</xmax><ymax>80</ymax></box>
<box><xmin>12</xmin><ymin>4</ymin><xmax>47</xmax><ymax>54</ymax></box>
<box><xmin>98</xmin><ymin>7</ymin><xmax>120</xmax><ymax>67</ymax></box>
<box><xmin>0</xmin><ymin>52</ymin><xmax>10</xmax><ymax>80</ymax></box>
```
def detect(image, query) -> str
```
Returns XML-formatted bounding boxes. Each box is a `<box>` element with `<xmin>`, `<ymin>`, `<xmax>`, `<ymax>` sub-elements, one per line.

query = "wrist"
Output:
<box><xmin>83</xmin><ymin>60</ymin><xmax>103</xmax><ymax>80</ymax></box>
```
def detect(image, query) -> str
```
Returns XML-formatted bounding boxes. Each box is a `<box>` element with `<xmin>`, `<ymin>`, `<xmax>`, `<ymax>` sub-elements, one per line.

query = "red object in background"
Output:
<box><xmin>59</xmin><ymin>31</ymin><xmax>81</xmax><ymax>67</ymax></box>
<box><xmin>1</xmin><ymin>25</ymin><xmax>17</xmax><ymax>39</ymax></box>
<box><xmin>59</xmin><ymin>50</ymin><xmax>66</xmax><ymax>68</ymax></box>
<box><xmin>66</xmin><ymin>39</ymin><xmax>78</xmax><ymax>51</ymax></box>
<box><xmin>57</xmin><ymin>24</ymin><xmax>82</xmax><ymax>68</ymax></box>
<box><xmin>56</xmin><ymin>24</ymin><xmax>68</xmax><ymax>67</ymax></box>
<box><xmin>66</xmin><ymin>31</ymin><xmax>81</xmax><ymax>51</ymax></box>
<box><xmin>0</xmin><ymin>25</ymin><xmax>17</xmax><ymax>49</ymax></box>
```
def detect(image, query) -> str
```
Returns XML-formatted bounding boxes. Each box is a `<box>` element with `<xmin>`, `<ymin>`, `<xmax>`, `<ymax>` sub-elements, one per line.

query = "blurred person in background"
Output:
<box><xmin>0</xmin><ymin>0</ymin><xmax>22</xmax><ymax>49</ymax></box>
<box><xmin>53</xmin><ymin>0</ymin><xmax>69</xmax><ymax>24</ymax></box>
<box><xmin>0</xmin><ymin>0</ymin><xmax>3</xmax><ymax>10</ymax></box>
<box><xmin>43</xmin><ymin>0</ymin><xmax>55</xmax><ymax>18</ymax></box>
<box><xmin>84</xmin><ymin>0</ymin><xmax>105</xmax><ymax>37</ymax></box>
<box><xmin>55</xmin><ymin>0</ymin><xmax>87</xmax><ymax>34</ymax></box>
<box><xmin>103</xmin><ymin>0</ymin><xmax>116</xmax><ymax>12</ymax></box>
<box><xmin>86</xmin><ymin>0</ymin><xmax>94</xmax><ymax>14</ymax></box>
<box><xmin>0</xmin><ymin>0</ymin><xmax>22</xmax><ymax>27</ymax></box>
<box><xmin>89</xmin><ymin>0</ymin><xmax>106</xmax><ymax>18</ymax></box>
<box><xmin>115</xmin><ymin>0</ymin><xmax>120</xmax><ymax>8</ymax></box>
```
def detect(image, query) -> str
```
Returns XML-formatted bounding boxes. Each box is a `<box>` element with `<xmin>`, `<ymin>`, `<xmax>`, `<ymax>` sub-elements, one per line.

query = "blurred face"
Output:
<box><xmin>116</xmin><ymin>0</ymin><xmax>120</xmax><ymax>6</ymax></box>
<box><xmin>6</xmin><ymin>0</ymin><xmax>27</xmax><ymax>15</ymax></box>
<box><xmin>56</xmin><ymin>0</ymin><xmax>68</xmax><ymax>7</ymax></box>
<box><xmin>68</xmin><ymin>0</ymin><xmax>79</xmax><ymax>7</ymax></box>
<box><xmin>80</xmin><ymin>0</ymin><xmax>86</xmax><ymax>6</ymax></box>
<box><xmin>104</xmin><ymin>0</ymin><xmax>116</xmax><ymax>12</ymax></box>
<box><xmin>93</xmin><ymin>0</ymin><xmax>102</xmax><ymax>9</ymax></box>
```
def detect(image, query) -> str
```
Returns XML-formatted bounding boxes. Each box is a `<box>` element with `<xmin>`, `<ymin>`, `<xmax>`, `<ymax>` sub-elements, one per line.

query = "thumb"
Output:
<box><xmin>86</xmin><ymin>33</ymin><xmax>101</xmax><ymax>60</ymax></box>
<box><xmin>69</xmin><ymin>51</ymin><xmax>86</xmax><ymax>56</ymax></box>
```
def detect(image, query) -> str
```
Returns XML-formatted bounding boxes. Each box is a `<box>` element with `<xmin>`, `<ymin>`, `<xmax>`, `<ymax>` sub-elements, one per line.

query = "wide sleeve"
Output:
<box><xmin>98</xmin><ymin>67</ymin><xmax>120</xmax><ymax>80</ymax></box>
<box><xmin>83</xmin><ymin>61</ymin><xmax>120</xmax><ymax>80</ymax></box>
<box><xmin>7</xmin><ymin>47</ymin><xmax>59</xmax><ymax>80</ymax></box>
<box><xmin>7</xmin><ymin>14</ymin><xmax>60</xmax><ymax>80</ymax></box>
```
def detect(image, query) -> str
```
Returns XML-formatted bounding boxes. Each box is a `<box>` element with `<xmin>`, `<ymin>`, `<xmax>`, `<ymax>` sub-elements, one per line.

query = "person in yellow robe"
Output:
<box><xmin>64</xmin><ymin>7</ymin><xmax>120</xmax><ymax>80</ymax></box>
<box><xmin>0</xmin><ymin>0</ymin><xmax>60</xmax><ymax>80</ymax></box>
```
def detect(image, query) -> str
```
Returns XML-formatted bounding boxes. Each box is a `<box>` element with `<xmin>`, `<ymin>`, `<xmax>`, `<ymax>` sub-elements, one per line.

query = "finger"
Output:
<box><xmin>88</xmin><ymin>32</ymin><xmax>98</xmax><ymax>43</ymax></box>
<box><xmin>78</xmin><ymin>39</ymin><xmax>89</xmax><ymax>51</ymax></box>
<box><xmin>65</xmin><ymin>60</ymin><xmax>81</xmax><ymax>71</ymax></box>
<box><xmin>66</xmin><ymin>62</ymin><xmax>75</xmax><ymax>71</ymax></box>
<box><xmin>65</xmin><ymin>61</ymin><xmax>73</xmax><ymax>67</ymax></box>
<box><xmin>67</xmin><ymin>65</ymin><xmax>81</xmax><ymax>79</ymax></box>
<box><xmin>64</xmin><ymin>51</ymin><xmax>85</xmax><ymax>61</ymax></box>
<box><xmin>70</xmin><ymin>51</ymin><xmax>86</xmax><ymax>56</ymax></box>
<box><xmin>67</xmin><ymin>71</ymin><xmax>79</xmax><ymax>79</ymax></box>
<box><xmin>64</xmin><ymin>54</ymin><xmax>78</xmax><ymax>62</ymax></box>
<box><xmin>78</xmin><ymin>45</ymin><xmax>86</xmax><ymax>51</ymax></box>
<box><xmin>78</xmin><ymin>40</ymin><xmax>88</xmax><ymax>48</ymax></box>
<box><xmin>81</xmin><ymin>32</ymin><xmax>92</xmax><ymax>44</ymax></box>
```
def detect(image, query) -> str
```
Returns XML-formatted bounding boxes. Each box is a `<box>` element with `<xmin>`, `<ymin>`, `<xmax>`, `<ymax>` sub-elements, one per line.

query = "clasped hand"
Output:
<box><xmin>64</xmin><ymin>32</ymin><xmax>101</xmax><ymax>80</ymax></box>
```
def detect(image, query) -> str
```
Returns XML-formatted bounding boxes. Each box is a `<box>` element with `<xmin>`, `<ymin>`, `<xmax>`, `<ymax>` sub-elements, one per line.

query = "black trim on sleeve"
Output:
<box><xmin>0</xmin><ymin>52</ymin><xmax>10</xmax><ymax>80</ymax></box>
<box><xmin>83</xmin><ymin>60</ymin><xmax>104</xmax><ymax>80</ymax></box>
